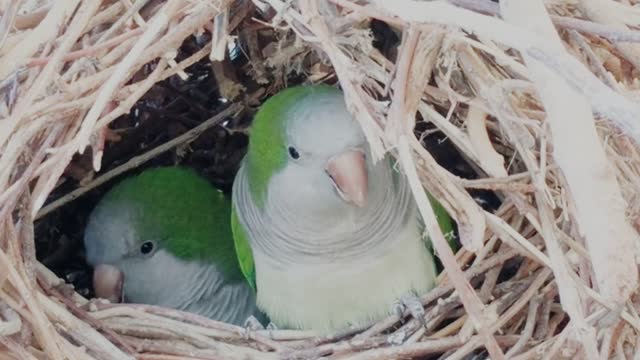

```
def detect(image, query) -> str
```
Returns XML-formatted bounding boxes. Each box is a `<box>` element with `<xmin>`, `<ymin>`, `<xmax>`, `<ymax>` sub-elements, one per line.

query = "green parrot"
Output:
<box><xmin>231</xmin><ymin>85</ymin><xmax>454</xmax><ymax>333</ymax></box>
<box><xmin>84</xmin><ymin>166</ymin><xmax>263</xmax><ymax>325</ymax></box>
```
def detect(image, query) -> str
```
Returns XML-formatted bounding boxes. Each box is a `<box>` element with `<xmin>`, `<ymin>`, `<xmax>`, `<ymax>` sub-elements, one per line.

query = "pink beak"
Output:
<box><xmin>93</xmin><ymin>264</ymin><xmax>124</xmax><ymax>303</ymax></box>
<box><xmin>325</xmin><ymin>150</ymin><xmax>368</xmax><ymax>207</ymax></box>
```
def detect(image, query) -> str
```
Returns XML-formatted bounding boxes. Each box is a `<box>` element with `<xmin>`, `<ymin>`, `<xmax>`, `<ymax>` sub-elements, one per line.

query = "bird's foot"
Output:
<box><xmin>266</xmin><ymin>322</ymin><xmax>279</xmax><ymax>331</ymax></box>
<box><xmin>393</xmin><ymin>293</ymin><xmax>427</xmax><ymax>328</ymax></box>
<box><xmin>243</xmin><ymin>315</ymin><xmax>265</xmax><ymax>333</ymax></box>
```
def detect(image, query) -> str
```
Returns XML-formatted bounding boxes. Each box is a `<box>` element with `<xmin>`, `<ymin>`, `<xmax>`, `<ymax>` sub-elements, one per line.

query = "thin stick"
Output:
<box><xmin>505</xmin><ymin>295</ymin><xmax>541</xmax><ymax>357</ymax></box>
<box><xmin>36</xmin><ymin>103</ymin><xmax>243</xmax><ymax>219</ymax></box>
<box><xmin>0</xmin><ymin>248</ymin><xmax>65</xmax><ymax>360</ymax></box>
<box><xmin>398</xmin><ymin>135</ymin><xmax>505</xmax><ymax>360</ymax></box>
<box><xmin>27</xmin><ymin>29</ymin><xmax>145</xmax><ymax>67</ymax></box>
<box><xmin>73</xmin><ymin>1</ymin><xmax>181</xmax><ymax>155</ymax></box>
<box><xmin>446</xmin><ymin>269</ymin><xmax>552</xmax><ymax>360</ymax></box>
<box><xmin>450</xmin><ymin>0</ymin><xmax>640</xmax><ymax>42</ymax></box>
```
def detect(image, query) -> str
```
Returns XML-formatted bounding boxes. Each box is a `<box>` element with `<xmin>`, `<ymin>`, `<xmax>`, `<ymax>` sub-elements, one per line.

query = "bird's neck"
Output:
<box><xmin>125</xmin><ymin>250</ymin><xmax>258</xmax><ymax>325</ymax></box>
<box><xmin>177</xmin><ymin>262</ymin><xmax>258</xmax><ymax>324</ymax></box>
<box><xmin>236</xmin><ymin>159</ymin><xmax>416</xmax><ymax>266</ymax></box>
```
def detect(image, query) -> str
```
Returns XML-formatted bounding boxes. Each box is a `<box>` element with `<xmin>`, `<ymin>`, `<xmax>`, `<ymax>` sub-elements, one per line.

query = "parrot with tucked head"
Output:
<box><xmin>231</xmin><ymin>85</ymin><xmax>454</xmax><ymax>333</ymax></box>
<box><xmin>84</xmin><ymin>166</ymin><xmax>262</xmax><ymax>325</ymax></box>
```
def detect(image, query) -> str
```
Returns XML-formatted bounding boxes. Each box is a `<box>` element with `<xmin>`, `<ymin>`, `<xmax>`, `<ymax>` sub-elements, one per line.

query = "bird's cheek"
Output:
<box><xmin>93</xmin><ymin>264</ymin><xmax>124</xmax><ymax>303</ymax></box>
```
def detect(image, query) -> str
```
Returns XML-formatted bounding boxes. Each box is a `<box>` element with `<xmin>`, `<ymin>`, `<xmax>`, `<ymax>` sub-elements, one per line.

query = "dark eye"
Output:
<box><xmin>288</xmin><ymin>146</ymin><xmax>300</xmax><ymax>159</ymax></box>
<box><xmin>140</xmin><ymin>241</ymin><xmax>154</xmax><ymax>255</ymax></box>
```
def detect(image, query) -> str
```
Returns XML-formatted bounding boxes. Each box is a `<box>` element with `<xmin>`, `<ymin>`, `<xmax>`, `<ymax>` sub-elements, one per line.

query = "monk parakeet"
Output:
<box><xmin>231</xmin><ymin>85</ymin><xmax>454</xmax><ymax>333</ymax></box>
<box><xmin>84</xmin><ymin>166</ymin><xmax>262</xmax><ymax>325</ymax></box>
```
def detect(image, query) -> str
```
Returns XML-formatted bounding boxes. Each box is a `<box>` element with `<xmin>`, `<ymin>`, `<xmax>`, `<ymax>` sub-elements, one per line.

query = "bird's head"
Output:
<box><xmin>246</xmin><ymin>85</ymin><xmax>371</xmax><ymax>216</ymax></box>
<box><xmin>84</xmin><ymin>167</ymin><xmax>239</xmax><ymax>304</ymax></box>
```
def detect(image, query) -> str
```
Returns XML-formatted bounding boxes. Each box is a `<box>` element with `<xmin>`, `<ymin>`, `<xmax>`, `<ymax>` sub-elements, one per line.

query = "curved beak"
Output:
<box><xmin>325</xmin><ymin>150</ymin><xmax>368</xmax><ymax>207</ymax></box>
<box><xmin>93</xmin><ymin>264</ymin><xmax>124</xmax><ymax>303</ymax></box>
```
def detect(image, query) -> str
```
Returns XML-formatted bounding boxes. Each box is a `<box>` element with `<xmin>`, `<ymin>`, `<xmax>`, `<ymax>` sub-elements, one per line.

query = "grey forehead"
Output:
<box><xmin>287</xmin><ymin>92</ymin><xmax>365</xmax><ymax>153</ymax></box>
<box><xmin>84</xmin><ymin>201</ymin><xmax>140</xmax><ymax>265</ymax></box>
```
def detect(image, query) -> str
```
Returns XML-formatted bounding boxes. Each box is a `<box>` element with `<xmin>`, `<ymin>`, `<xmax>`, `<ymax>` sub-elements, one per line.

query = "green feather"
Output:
<box><xmin>246</xmin><ymin>84</ymin><xmax>339</xmax><ymax>208</ymax></box>
<box><xmin>231</xmin><ymin>203</ymin><xmax>256</xmax><ymax>292</ymax></box>
<box><xmin>100</xmin><ymin>167</ymin><xmax>244</xmax><ymax>282</ymax></box>
<box><xmin>427</xmin><ymin>193</ymin><xmax>457</xmax><ymax>251</ymax></box>
<box><xmin>390</xmin><ymin>160</ymin><xmax>457</xmax><ymax>254</ymax></box>
<box><xmin>419</xmin><ymin>193</ymin><xmax>458</xmax><ymax>272</ymax></box>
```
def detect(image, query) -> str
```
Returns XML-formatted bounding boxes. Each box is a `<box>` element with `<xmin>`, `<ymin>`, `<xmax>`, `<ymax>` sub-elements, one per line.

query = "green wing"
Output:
<box><xmin>422</xmin><ymin>192</ymin><xmax>458</xmax><ymax>253</ymax></box>
<box><xmin>231</xmin><ymin>203</ymin><xmax>257</xmax><ymax>292</ymax></box>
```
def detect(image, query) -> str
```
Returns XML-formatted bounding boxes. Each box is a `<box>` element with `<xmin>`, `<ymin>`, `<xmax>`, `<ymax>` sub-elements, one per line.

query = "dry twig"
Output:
<box><xmin>2</xmin><ymin>0</ymin><xmax>640</xmax><ymax>358</ymax></box>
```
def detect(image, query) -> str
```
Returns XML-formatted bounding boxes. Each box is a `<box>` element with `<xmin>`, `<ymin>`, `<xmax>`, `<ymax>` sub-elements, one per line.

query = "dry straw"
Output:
<box><xmin>1</xmin><ymin>0</ymin><xmax>640</xmax><ymax>359</ymax></box>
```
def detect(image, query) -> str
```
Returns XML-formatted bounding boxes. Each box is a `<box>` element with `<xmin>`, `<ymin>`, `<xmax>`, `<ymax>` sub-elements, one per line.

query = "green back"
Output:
<box><xmin>425</xmin><ymin>193</ymin><xmax>458</xmax><ymax>253</ymax></box>
<box><xmin>231</xmin><ymin>203</ymin><xmax>257</xmax><ymax>291</ymax></box>
<box><xmin>101</xmin><ymin>166</ymin><xmax>244</xmax><ymax>282</ymax></box>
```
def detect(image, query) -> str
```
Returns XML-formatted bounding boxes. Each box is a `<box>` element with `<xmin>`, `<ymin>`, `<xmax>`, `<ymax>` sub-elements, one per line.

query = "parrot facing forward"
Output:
<box><xmin>84</xmin><ymin>166</ymin><xmax>262</xmax><ymax>325</ymax></box>
<box><xmin>231</xmin><ymin>85</ymin><xmax>454</xmax><ymax>333</ymax></box>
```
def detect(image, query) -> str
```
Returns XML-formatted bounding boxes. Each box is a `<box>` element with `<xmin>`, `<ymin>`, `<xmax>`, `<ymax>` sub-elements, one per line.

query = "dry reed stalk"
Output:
<box><xmin>255</xmin><ymin>0</ymin><xmax>640</xmax><ymax>357</ymax></box>
<box><xmin>2</xmin><ymin>0</ymin><xmax>640</xmax><ymax>359</ymax></box>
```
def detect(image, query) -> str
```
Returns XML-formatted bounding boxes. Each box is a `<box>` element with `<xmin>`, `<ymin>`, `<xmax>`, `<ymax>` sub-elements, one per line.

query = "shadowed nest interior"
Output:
<box><xmin>2</xmin><ymin>0</ymin><xmax>640</xmax><ymax>359</ymax></box>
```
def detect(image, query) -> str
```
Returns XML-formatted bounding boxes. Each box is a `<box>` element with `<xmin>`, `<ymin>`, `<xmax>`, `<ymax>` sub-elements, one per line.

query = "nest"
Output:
<box><xmin>2</xmin><ymin>0</ymin><xmax>640</xmax><ymax>359</ymax></box>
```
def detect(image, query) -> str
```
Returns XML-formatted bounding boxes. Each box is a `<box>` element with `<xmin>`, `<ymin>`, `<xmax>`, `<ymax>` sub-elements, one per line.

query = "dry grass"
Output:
<box><xmin>2</xmin><ymin>0</ymin><xmax>640</xmax><ymax>359</ymax></box>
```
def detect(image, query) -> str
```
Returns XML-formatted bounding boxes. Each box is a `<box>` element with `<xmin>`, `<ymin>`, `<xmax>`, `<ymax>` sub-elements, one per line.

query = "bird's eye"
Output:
<box><xmin>140</xmin><ymin>241</ymin><xmax>154</xmax><ymax>255</ymax></box>
<box><xmin>288</xmin><ymin>146</ymin><xmax>300</xmax><ymax>159</ymax></box>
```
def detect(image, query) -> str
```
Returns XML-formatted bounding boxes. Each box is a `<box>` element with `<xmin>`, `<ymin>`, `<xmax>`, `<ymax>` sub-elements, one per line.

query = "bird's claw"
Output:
<box><xmin>243</xmin><ymin>315</ymin><xmax>265</xmax><ymax>336</ymax></box>
<box><xmin>395</xmin><ymin>293</ymin><xmax>427</xmax><ymax>328</ymax></box>
<box><xmin>387</xmin><ymin>329</ymin><xmax>407</xmax><ymax>345</ymax></box>
<box><xmin>393</xmin><ymin>300</ymin><xmax>405</xmax><ymax>319</ymax></box>
<box><xmin>266</xmin><ymin>322</ymin><xmax>279</xmax><ymax>331</ymax></box>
